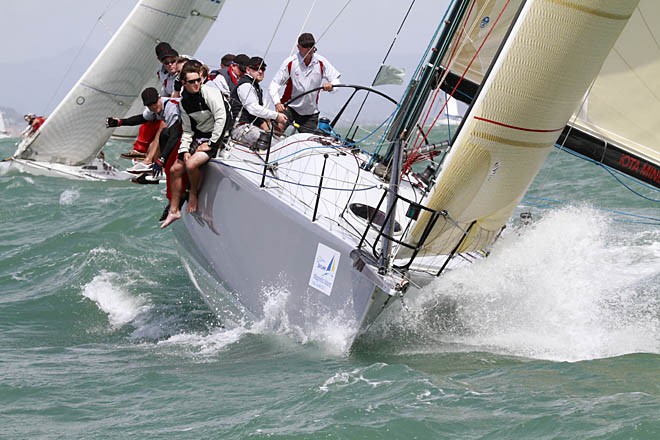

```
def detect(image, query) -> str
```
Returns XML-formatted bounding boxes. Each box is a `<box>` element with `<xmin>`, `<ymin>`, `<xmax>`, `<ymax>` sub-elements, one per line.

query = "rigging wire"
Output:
<box><xmin>316</xmin><ymin>0</ymin><xmax>353</xmax><ymax>44</ymax></box>
<box><xmin>262</xmin><ymin>0</ymin><xmax>293</xmax><ymax>60</ymax></box>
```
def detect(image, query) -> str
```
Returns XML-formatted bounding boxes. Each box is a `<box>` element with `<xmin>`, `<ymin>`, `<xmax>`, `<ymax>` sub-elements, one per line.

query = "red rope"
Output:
<box><xmin>402</xmin><ymin>0</ymin><xmax>513</xmax><ymax>174</ymax></box>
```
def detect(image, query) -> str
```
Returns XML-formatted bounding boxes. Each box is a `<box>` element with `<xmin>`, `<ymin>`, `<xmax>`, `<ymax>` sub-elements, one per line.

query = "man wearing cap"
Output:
<box><xmin>209</xmin><ymin>54</ymin><xmax>236</xmax><ymax>93</ymax></box>
<box><xmin>116</xmin><ymin>42</ymin><xmax>181</xmax><ymax>159</ymax></box>
<box><xmin>230</xmin><ymin>56</ymin><xmax>287</xmax><ymax>148</ymax></box>
<box><xmin>155</xmin><ymin>42</ymin><xmax>180</xmax><ymax>98</ymax></box>
<box><xmin>212</xmin><ymin>53</ymin><xmax>250</xmax><ymax>97</ymax></box>
<box><xmin>105</xmin><ymin>87</ymin><xmax>182</xmax><ymax>181</ymax></box>
<box><xmin>269</xmin><ymin>33</ymin><xmax>341</xmax><ymax>133</ymax></box>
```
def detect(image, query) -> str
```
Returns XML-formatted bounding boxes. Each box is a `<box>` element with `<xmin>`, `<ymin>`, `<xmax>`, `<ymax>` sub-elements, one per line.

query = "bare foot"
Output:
<box><xmin>187</xmin><ymin>193</ymin><xmax>198</xmax><ymax>213</ymax></box>
<box><xmin>160</xmin><ymin>211</ymin><xmax>181</xmax><ymax>229</ymax></box>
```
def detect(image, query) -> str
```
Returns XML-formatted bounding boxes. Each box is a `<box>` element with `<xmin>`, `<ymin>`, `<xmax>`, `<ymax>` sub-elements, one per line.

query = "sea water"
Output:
<box><xmin>1</xmin><ymin>138</ymin><xmax>658</xmax><ymax>439</ymax></box>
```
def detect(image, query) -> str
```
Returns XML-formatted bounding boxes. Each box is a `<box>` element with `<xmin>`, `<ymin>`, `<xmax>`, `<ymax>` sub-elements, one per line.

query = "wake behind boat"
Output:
<box><xmin>173</xmin><ymin>0</ymin><xmax>656</xmax><ymax>350</ymax></box>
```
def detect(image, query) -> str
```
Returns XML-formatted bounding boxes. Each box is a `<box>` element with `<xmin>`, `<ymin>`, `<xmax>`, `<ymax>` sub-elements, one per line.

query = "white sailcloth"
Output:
<box><xmin>0</xmin><ymin>112</ymin><xmax>9</xmax><ymax>137</ymax></box>
<box><xmin>400</xmin><ymin>0</ymin><xmax>640</xmax><ymax>257</ymax></box>
<box><xmin>571</xmin><ymin>0</ymin><xmax>660</xmax><ymax>168</ymax></box>
<box><xmin>17</xmin><ymin>0</ymin><xmax>225</xmax><ymax>166</ymax></box>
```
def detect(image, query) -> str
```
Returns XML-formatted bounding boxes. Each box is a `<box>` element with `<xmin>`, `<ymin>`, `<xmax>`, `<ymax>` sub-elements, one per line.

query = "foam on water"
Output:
<box><xmin>82</xmin><ymin>271</ymin><xmax>151</xmax><ymax>329</ymax></box>
<box><xmin>157</xmin><ymin>326</ymin><xmax>250</xmax><ymax>356</ymax></box>
<box><xmin>249</xmin><ymin>286</ymin><xmax>356</xmax><ymax>355</ymax></box>
<box><xmin>394</xmin><ymin>206</ymin><xmax>660</xmax><ymax>362</ymax></box>
<box><xmin>59</xmin><ymin>188</ymin><xmax>80</xmax><ymax>205</ymax></box>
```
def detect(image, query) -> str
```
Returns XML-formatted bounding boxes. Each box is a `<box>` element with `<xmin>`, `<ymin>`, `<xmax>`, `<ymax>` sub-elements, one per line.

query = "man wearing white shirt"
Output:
<box><xmin>230</xmin><ymin>56</ymin><xmax>287</xmax><ymax>148</ymax></box>
<box><xmin>269</xmin><ymin>33</ymin><xmax>341</xmax><ymax>133</ymax></box>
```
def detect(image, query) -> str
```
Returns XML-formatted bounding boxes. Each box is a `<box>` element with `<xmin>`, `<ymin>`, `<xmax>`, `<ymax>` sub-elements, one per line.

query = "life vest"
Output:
<box><xmin>230</xmin><ymin>75</ymin><xmax>266</xmax><ymax>127</ymax></box>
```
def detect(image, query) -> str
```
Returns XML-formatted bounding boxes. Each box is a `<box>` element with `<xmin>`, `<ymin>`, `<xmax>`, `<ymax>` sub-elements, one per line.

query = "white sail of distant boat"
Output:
<box><xmin>0</xmin><ymin>112</ymin><xmax>9</xmax><ymax>139</ymax></box>
<box><xmin>6</xmin><ymin>0</ymin><xmax>225</xmax><ymax>180</ymax></box>
<box><xmin>171</xmin><ymin>0</ymin><xmax>645</xmax><ymax>350</ymax></box>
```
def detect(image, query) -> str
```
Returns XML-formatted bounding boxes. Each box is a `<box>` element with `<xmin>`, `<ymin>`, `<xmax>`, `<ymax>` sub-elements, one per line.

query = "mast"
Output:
<box><xmin>380</xmin><ymin>0</ymin><xmax>472</xmax><ymax>164</ymax></box>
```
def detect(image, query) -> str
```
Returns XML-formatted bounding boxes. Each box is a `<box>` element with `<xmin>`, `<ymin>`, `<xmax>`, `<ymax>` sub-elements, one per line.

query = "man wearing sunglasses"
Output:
<box><xmin>155</xmin><ymin>42</ymin><xmax>180</xmax><ymax>98</ymax></box>
<box><xmin>230</xmin><ymin>56</ymin><xmax>287</xmax><ymax>148</ymax></box>
<box><xmin>119</xmin><ymin>42</ymin><xmax>180</xmax><ymax>160</ymax></box>
<box><xmin>161</xmin><ymin>61</ymin><xmax>230</xmax><ymax>229</ymax></box>
<box><xmin>269</xmin><ymin>33</ymin><xmax>341</xmax><ymax>134</ymax></box>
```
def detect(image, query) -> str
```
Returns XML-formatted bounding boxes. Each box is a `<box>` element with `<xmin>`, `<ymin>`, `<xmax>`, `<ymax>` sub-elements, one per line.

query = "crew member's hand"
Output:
<box><xmin>183</xmin><ymin>152</ymin><xmax>191</xmax><ymax>162</ymax></box>
<box><xmin>150</xmin><ymin>159</ymin><xmax>164</xmax><ymax>179</ymax></box>
<box><xmin>322</xmin><ymin>82</ymin><xmax>334</xmax><ymax>92</ymax></box>
<box><xmin>276</xmin><ymin>113</ymin><xmax>288</xmax><ymax>125</ymax></box>
<box><xmin>106</xmin><ymin>117</ymin><xmax>120</xmax><ymax>128</ymax></box>
<box><xmin>275</xmin><ymin>103</ymin><xmax>286</xmax><ymax>113</ymax></box>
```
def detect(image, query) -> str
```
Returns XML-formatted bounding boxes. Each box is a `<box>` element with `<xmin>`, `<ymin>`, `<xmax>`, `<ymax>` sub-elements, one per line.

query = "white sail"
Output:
<box><xmin>400</xmin><ymin>0</ymin><xmax>640</xmax><ymax>257</ymax></box>
<box><xmin>446</xmin><ymin>0</ymin><xmax>524</xmax><ymax>89</ymax></box>
<box><xmin>571</xmin><ymin>0</ymin><xmax>660</xmax><ymax>170</ymax></box>
<box><xmin>17</xmin><ymin>0</ymin><xmax>225</xmax><ymax>166</ymax></box>
<box><xmin>0</xmin><ymin>112</ymin><xmax>9</xmax><ymax>137</ymax></box>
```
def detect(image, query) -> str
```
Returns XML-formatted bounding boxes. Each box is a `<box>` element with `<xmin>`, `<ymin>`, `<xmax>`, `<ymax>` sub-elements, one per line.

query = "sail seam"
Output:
<box><xmin>546</xmin><ymin>0</ymin><xmax>633</xmax><ymax>20</ymax></box>
<box><xmin>80</xmin><ymin>83</ymin><xmax>137</xmax><ymax>98</ymax></box>
<box><xmin>472</xmin><ymin>131</ymin><xmax>550</xmax><ymax>149</ymax></box>
<box><xmin>140</xmin><ymin>5</ymin><xmax>187</xmax><ymax>20</ymax></box>
<box><xmin>473</xmin><ymin>116</ymin><xmax>563</xmax><ymax>133</ymax></box>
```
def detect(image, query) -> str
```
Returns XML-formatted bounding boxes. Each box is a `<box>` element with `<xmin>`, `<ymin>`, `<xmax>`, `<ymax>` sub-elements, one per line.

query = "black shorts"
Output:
<box><xmin>178</xmin><ymin>137</ymin><xmax>218</xmax><ymax>161</ymax></box>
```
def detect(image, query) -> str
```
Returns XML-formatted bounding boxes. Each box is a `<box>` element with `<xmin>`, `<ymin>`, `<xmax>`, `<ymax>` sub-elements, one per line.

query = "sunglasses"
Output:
<box><xmin>185</xmin><ymin>77</ymin><xmax>202</xmax><ymax>84</ymax></box>
<box><xmin>300</xmin><ymin>43</ymin><xmax>314</xmax><ymax>49</ymax></box>
<box><xmin>163</xmin><ymin>58</ymin><xmax>177</xmax><ymax>65</ymax></box>
<box><xmin>249</xmin><ymin>66</ymin><xmax>266</xmax><ymax>72</ymax></box>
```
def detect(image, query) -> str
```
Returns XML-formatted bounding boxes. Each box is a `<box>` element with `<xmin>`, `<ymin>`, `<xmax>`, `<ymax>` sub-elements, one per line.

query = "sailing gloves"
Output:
<box><xmin>105</xmin><ymin>117</ymin><xmax>122</xmax><ymax>128</ymax></box>
<box><xmin>150</xmin><ymin>158</ymin><xmax>164</xmax><ymax>179</ymax></box>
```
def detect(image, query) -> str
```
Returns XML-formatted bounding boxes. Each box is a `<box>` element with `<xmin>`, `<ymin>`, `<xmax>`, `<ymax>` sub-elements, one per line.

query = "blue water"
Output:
<box><xmin>1</xmin><ymin>138</ymin><xmax>659</xmax><ymax>438</ymax></box>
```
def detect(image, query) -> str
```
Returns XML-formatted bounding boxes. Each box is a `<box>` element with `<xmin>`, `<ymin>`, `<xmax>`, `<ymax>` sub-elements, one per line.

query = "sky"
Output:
<box><xmin>0</xmin><ymin>0</ymin><xmax>450</xmax><ymax>120</ymax></box>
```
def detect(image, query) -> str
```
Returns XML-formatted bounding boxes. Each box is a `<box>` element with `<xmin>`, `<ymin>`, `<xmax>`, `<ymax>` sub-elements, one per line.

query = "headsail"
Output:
<box><xmin>398</xmin><ymin>0</ymin><xmax>640</xmax><ymax>258</ymax></box>
<box><xmin>16</xmin><ymin>0</ymin><xmax>225</xmax><ymax>166</ymax></box>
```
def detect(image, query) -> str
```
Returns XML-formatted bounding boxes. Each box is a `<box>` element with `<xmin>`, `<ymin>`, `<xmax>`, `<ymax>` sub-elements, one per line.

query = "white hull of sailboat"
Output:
<box><xmin>7</xmin><ymin>157</ymin><xmax>133</xmax><ymax>181</ymax></box>
<box><xmin>172</xmin><ymin>136</ymin><xmax>415</xmax><ymax>347</ymax></box>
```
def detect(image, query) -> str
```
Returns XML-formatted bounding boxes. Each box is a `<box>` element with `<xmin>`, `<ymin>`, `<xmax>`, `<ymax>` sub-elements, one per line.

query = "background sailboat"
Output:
<box><xmin>7</xmin><ymin>0</ymin><xmax>225</xmax><ymax>180</ymax></box>
<box><xmin>0</xmin><ymin>112</ymin><xmax>10</xmax><ymax>139</ymax></box>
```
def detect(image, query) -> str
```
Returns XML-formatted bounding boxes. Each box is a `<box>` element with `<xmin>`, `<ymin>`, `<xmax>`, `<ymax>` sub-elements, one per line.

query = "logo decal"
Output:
<box><xmin>309</xmin><ymin>243</ymin><xmax>341</xmax><ymax>296</ymax></box>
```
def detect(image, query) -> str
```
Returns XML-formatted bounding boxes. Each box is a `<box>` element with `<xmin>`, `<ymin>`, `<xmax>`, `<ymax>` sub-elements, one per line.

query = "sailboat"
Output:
<box><xmin>172</xmin><ymin>0</ymin><xmax>655</xmax><ymax>349</ymax></box>
<box><xmin>5</xmin><ymin>0</ymin><xmax>225</xmax><ymax>180</ymax></box>
<box><xmin>0</xmin><ymin>112</ymin><xmax>10</xmax><ymax>139</ymax></box>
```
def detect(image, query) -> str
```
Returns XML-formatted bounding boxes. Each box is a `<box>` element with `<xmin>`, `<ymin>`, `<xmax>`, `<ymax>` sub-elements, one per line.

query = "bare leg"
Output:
<box><xmin>160</xmin><ymin>159</ymin><xmax>185</xmax><ymax>229</ymax></box>
<box><xmin>185</xmin><ymin>147</ymin><xmax>211</xmax><ymax>213</ymax></box>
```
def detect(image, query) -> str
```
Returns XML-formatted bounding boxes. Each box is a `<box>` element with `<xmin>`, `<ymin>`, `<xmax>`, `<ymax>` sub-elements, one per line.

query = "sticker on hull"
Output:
<box><xmin>309</xmin><ymin>243</ymin><xmax>340</xmax><ymax>296</ymax></box>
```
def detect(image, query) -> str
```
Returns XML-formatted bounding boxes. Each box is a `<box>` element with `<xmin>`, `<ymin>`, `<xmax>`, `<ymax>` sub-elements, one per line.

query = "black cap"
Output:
<box><xmin>234</xmin><ymin>53</ymin><xmax>250</xmax><ymax>72</ymax></box>
<box><xmin>155</xmin><ymin>42</ymin><xmax>178</xmax><ymax>61</ymax></box>
<box><xmin>247</xmin><ymin>56</ymin><xmax>266</xmax><ymax>70</ymax></box>
<box><xmin>298</xmin><ymin>33</ymin><xmax>315</xmax><ymax>47</ymax></box>
<box><xmin>141</xmin><ymin>87</ymin><xmax>160</xmax><ymax>106</ymax></box>
<box><xmin>220</xmin><ymin>53</ymin><xmax>235</xmax><ymax>66</ymax></box>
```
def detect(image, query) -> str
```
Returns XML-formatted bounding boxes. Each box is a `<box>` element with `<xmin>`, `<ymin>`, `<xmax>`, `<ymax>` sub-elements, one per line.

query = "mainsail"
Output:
<box><xmin>560</xmin><ymin>0</ymin><xmax>660</xmax><ymax>188</ymax></box>
<box><xmin>16</xmin><ymin>0</ymin><xmax>225</xmax><ymax>166</ymax></box>
<box><xmin>398</xmin><ymin>0</ymin><xmax>640</xmax><ymax>258</ymax></box>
